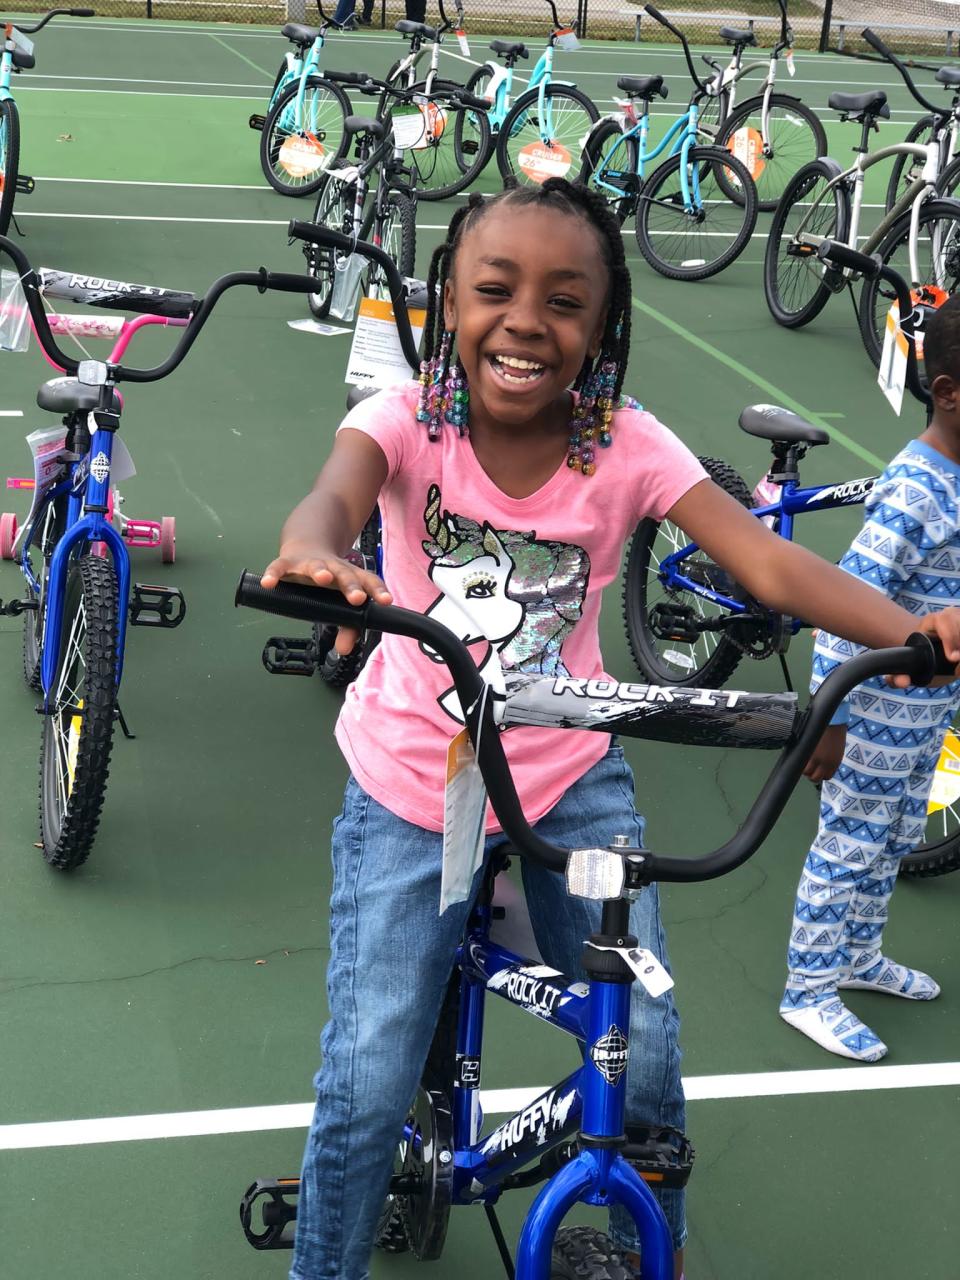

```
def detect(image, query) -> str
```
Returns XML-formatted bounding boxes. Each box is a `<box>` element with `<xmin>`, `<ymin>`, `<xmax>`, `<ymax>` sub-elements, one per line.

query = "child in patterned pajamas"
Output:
<box><xmin>781</xmin><ymin>296</ymin><xmax>960</xmax><ymax>1062</ymax></box>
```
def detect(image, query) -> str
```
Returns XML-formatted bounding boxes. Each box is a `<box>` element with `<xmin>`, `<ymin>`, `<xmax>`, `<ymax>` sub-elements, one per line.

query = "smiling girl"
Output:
<box><xmin>262</xmin><ymin>180</ymin><xmax>960</xmax><ymax>1280</ymax></box>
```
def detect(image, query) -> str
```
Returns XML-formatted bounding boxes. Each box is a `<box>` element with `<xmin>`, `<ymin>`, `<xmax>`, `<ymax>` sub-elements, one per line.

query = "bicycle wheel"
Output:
<box><xmin>0</xmin><ymin>98</ymin><xmax>21</xmax><ymax>238</ymax></box>
<box><xmin>579</xmin><ymin>118</ymin><xmax>639</xmax><ymax>223</ymax></box>
<box><xmin>623</xmin><ymin>456</ymin><xmax>753</xmax><ymax>687</ymax></box>
<box><xmin>406</xmin><ymin>79</ymin><xmax>491</xmax><ymax>201</ymax></box>
<box><xmin>763</xmin><ymin>157</ymin><xmax>851</xmax><ymax>328</ymax></box>
<box><xmin>900</xmin><ymin>719</ymin><xmax>960</xmax><ymax>877</ymax></box>
<box><xmin>551</xmin><ymin>1227</ymin><xmax>632</xmax><ymax>1280</ymax></box>
<box><xmin>635</xmin><ymin>146</ymin><xmax>758</xmax><ymax>281</ymax></box>
<box><xmin>463</xmin><ymin>65</ymin><xmax>498</xmax><ymax>153</ymax></box>
<box><xmin>936</xmin><ymin>153</ymin><xmax>960</xmax><ymax>201</ymax></box>
<box><xmin>695</xmin><ymin>89</ymin><xmax>726</xmax><ymax>145</ymax></box>
<box><xmin>495</xmin><ymin>85</ymin><xmax>599</xmax><ymax>187</ymax></box>
<box><xmin>715</xmin><ymin>93</ymin><xmax>827</xmax><ymax>212</ymax></box>
<box><xmin>39</xmin><ymin>554</ymin><xmax>118</xmax><ymax>870</ymax></box>
<box><xmin>260</xmin><ymin>75</ymin><xmax>351</xmax><ymax>196</ymax></box>
<box><xmin>305</xmin><ymin>173</ymin><xmax>354</xmax><ymax>318</ymax></box>
<box><xmin>22</xmin><ymin>497</ymin><xmax>67</xmax><ymax>692</ymax></box>
<box><xmin>367</xmin><ymin>189</ymin><xmax>416</xmax><ymax>297</ymax></box>
<box><xmin>858</xmin><ymin>197</ymin><xmax>960</xmax><ymax>367</ymax></box>
<box><xmin>887</xmin><ymin>114</ymin><xmax>936</xmax><ymax>214</ymax></box>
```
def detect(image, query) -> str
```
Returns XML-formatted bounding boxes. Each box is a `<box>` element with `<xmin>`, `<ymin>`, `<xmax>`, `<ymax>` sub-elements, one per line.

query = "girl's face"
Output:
<box><xmin>443</xmin><ymin>204</ymin><xmax>609</xmax><ymax>431</ymax></box>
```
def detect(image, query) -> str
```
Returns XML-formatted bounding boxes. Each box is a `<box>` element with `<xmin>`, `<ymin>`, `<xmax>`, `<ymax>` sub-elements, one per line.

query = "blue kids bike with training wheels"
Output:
<box><xmin>236</xmin><ymin>568</ymin><xmax>953</xmax><ymax>1278</ymax></box>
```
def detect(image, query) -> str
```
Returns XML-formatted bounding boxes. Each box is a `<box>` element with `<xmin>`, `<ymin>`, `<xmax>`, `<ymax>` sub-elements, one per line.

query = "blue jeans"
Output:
<box><xmin>290</xmin><ymin>745</ymin><xmax>686</xmax><ymax>1280</ymax></box>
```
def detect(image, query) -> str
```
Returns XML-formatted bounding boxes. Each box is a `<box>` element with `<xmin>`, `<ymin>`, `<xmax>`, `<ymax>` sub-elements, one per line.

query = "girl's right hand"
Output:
<box><xmin>260</xmin><ymin>550</ymin><xmax>392</xmax><ymax>655</ymax></box>
<box><xmin>803</xmin><ymin>722</ymin><xmax>847</xmax><ymax>784</ymax></box>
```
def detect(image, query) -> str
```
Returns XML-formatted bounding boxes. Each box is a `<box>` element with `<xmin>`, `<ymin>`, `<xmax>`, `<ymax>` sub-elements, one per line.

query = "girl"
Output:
<box><xmin>261</xmin><ymin>179</ymin><xmax>960</xmax><ymax>1280</ymax></box>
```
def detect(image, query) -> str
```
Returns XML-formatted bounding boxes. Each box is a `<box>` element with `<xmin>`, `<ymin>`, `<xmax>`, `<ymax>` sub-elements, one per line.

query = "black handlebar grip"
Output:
<box><xmin>260</xmin><ymin>270</ymin><xmax>329</xmax><ymax>295</ymax></box>
<box><xmin>235</xmin><ymin>571</ymin><xmax>370</xmax><ymax>631</ymax></box>
<box><xmin>905</xmin><ymin>632</ymin><xmax>957</xmax><ymax>685</ymax></box>
<box><xmin>861</xmin><ymin>27</ymin><xmax>890</xmax><ymax>58</ymax></box>
<box><xmin>288</xmin><ymin>220</ymin><xmax>356</xmax><ymax>256</ymax></box>
<box><xmin>816</xmin><ymin>239</ymin><xmax>882</xmax><ymax>277</ymax></box>
<box><xmin>326</xmin><ymin>70</ymin><xmax>373</xmax><ymax>85</ymax></box>
<box><xmin>453</xmin><ymin>92</ymin><xmax>491</xmax><ymax>111</ymax></box>
<box><xmin>644</xmin><ymin>4</ymin><xmax>680</xmax><ymax>35</ymax></box>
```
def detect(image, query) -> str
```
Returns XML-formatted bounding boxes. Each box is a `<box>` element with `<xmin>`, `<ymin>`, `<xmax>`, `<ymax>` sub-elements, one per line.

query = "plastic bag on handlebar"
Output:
<box><xmin>0</xmin><ymin>270</ymin><xmax>30</xmax><ymax>353</ymax></box>
<box><xmin>330</xmin><ymin>253</ymin><xmax>364</xmax><ymax>322</ymax></box>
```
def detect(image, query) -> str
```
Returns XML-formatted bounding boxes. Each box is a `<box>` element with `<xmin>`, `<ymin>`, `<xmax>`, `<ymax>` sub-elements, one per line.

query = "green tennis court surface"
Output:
<box><xmin>0</xmin><ymin>17</ymin><xmax>958</xmax><ymax>1280</ymax></box>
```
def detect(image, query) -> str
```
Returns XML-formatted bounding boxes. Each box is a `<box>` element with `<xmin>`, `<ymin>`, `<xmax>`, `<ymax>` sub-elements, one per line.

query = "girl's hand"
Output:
<box><xmin>803</xmin><ymin>723</ymin><xmax>847</xmax><ymax>783</ymax></box>
<box><xmin>260</xmin><ymin>549</ymin><xmax>392</xmax><ymax>656</ymax></box>
<box><xmin>886</xmin><ymin>608</ymin><xmax>960</xmax><ymax>688</ymax></box>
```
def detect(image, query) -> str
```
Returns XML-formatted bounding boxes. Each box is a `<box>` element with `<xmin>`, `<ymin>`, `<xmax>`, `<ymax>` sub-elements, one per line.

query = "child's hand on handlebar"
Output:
<box><xmin>887</xmin><ymin>609</ymin><xmax>960</xmax><ymax>687</ymax></box>
<box><xmin>260</xmin><ymin>548</ymin><xmax>392</xmax><ymax>656</ymax></box>
<box><xmin>803</xmin><ymin>723</ymin><xmax>846</xmax><ymax>783</ymax></box>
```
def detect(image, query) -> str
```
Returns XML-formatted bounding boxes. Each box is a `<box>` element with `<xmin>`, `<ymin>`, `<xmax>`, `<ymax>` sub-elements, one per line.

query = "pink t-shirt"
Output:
<box><xmin>335</xmin><ymin>381</ymin><xmax>707</xmax><ymax>833</ymax></box>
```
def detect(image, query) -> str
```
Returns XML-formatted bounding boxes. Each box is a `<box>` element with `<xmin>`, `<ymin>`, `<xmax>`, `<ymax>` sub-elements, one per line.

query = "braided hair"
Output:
<box><xmin>421</xmin><ymin>178</ymin><xmax>633</xmax><ymax>405</ymax></box>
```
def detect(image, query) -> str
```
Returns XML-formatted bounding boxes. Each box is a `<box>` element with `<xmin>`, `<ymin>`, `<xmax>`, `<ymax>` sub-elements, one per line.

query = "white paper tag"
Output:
<box><xmin>554</xmin><ymin>26</ymin><xmax>579</xmax><ymax>51</ymax></box>
<box><xmin>391</xmin><ymin>107</ymin><xmax>427</xmax><ymax>151</ymax></box>
<box><xmin>441</xmin><ymin>725</ymin><xmax>487</xmax><ymax>913</ymax></box>
<box><xmin>622</xmin><ymin>947</ymin><xmax>674</xmax><ymax>997</ymax></box>
<box><xmin>345</xmin><ymin>296</ymin><xmax>426</xmax><ymax>388</ymax></box>
<box><xmin>785</xmin><ymin>48</ymin><xmax>796</xmax><ymax>76</ymax></box>
<box><xmin>11</xmin><ymin>27</ymin><xmax>34</xmax><ymax>56</ymax></box>
<box><xmin>287</xmin><ymin>318</ymin><xmax>351</xmax><ymax>336</ymax></box>
<box><xmin>455</xmin><ymin>27</ymin><xmax>470</xmax><ymax>56</ymax></box>
<box><xmin>878</xmin><ymin>301</ymin><xmax>908</xmax><ymax>416</ymax></box>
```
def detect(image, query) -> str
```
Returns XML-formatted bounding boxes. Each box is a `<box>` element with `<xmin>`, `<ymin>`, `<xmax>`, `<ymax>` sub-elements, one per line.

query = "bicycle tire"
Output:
<box><xmin>409</xmin><ymin>78</ymin><xmax>492</xmax><ymax>201</ymax></box>
<box><xmin>936</xmin><ymin>153</ymin><xmax>960</xmax><ymax>201</ymax></box>
<box><xmin>39</xmin><ymin>554</ymin><xmax>118</xmax><ymax>871</ymax></box>
<box><xmin>550</xmin><ymin>1226</ymin><xmax>633</xmax><ymax>1280</ymax></box>
<box><xmin>495</xmin><ymin>84</ymin><xmax>599</xmax><ymax>187</ymax></box>
<box><xmin>22</xmin><ymin>496</ymin><xmax>67</xmax><ymax>691</ymax></box>
<box><xmin>0</xmin><ymin>98</ymin><xmax>21</xmax><ymax>238</ymax></box>
<box><xmin>714</xmin><ymin>93</ymin><xmax>827</xmax><ymax>212</ymax></box>
<box><xmin>763</xmin><ymin>157</ymin><xmax>850</xmax><ymax>328</ymax></box>
<box><xmin>623</xmin><ymin>456</ymin><xmax>753</xmax><ymax>687</ymax></box>
<box><xmin>464</xmin><ymin>65</ymin><xmax>498</xmax><ymax>156</ymax></box>
<box><xmin>696</xmin><ymin>88</ymin><xmax>726</xmax><ymax>144</ymax></box>
<box><xmin>367</xmin><ymin>188</ymin><xmax>416</xmax><ymax>297</ymax></box>
<box><xmin>635</xmin><ymin>146</ymin><xmax>758</xmax><ymax>281</ymax></box>
<box><xmin>260</xmin><ymin>75</ymin><xmax>351</xmax><ymax>197</ymax></box>
<box><xmin>857</xmin><ymin>197</ymin><xmax>960</xmax><ymax>368</ymax></box>
<box><xmin>579</xmin><ymin>118</ymin><xmax>639</xmax><ymax>224</ymax></box>
<box><xmin>887</xmin><ymin>114</ymin><xmax>937</xmax><ymax>214</ymax></box>
<box><xmin>305</xmin><ymin>172</ymin><xmax>354</xmax><ymax>318</ymax></box>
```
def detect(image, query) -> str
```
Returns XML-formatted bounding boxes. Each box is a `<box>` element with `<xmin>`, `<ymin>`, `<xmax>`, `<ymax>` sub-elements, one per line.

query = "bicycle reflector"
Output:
<box><xmin>566</xmin><ymin>847</ymin><xmax>627</xmax><ymax>901</ymax></box>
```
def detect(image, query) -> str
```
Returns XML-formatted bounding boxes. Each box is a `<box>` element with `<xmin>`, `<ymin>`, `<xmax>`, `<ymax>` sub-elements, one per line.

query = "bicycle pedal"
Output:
<box><xmin>623</xmin><ymin>1124</ymin><xmax>695</xmax><ymax>1190</ymax></box>
<box><xmin>128</xmin><ymin>583</ymin><xmax>186</xmax><ymax>628</ymax></box>
<box><xmin>240</xmin><ymin>1178</ymin><xmax>298</xmax><ymax>1250</ymax></box>
<box><xmin>15</xmin><ymin>174</ymin><xmax>34</xmax><ymax>195</ymax></box>
<box><xmin>261</xmin><ymin>634</ymin><xmax>318</xmax><ymax>676</ymax></box>
<box><xmin>0</xmin><ymin>597</ymin><xmax>37</xmax><ymax>617</ymax></box>
<box><xmin>649</xmin><ymin>603</ymin><xmax>701</xmax><ymax>644</ymax></box>
<box><xmin>248</xmin><ymin>113</ymin><xmax>266</xmax><ymax>131</ymax></box>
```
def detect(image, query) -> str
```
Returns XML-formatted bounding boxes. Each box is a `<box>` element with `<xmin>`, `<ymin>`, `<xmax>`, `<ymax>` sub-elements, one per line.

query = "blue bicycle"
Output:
<box><xmin>0</xmin><ymin>236</ymin><xmax>326</xmax><ymax>870</ymax></box>
<box><xmin>1</xmin><ymin>7</ymin><xmax>94</xmax><ymax>236</ymax></box>
<box><xmin>251</xmin><ymin>2</ymin><xmax>352</xmax><ymax>197</ymax></box>
<box><xmin>235</xmin><ymin>569</ymin><xmax>951</xmax><ymax>1277</ymax></box>
<box><xmin>579</xmin><ymin>5</ymin><xmax>757</xmax><ymax>281</ymax></box>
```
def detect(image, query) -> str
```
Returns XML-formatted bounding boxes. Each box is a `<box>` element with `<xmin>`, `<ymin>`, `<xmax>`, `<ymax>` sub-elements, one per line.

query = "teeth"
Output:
<box><xmin>497</xmin><ymin>355</ymin><xmax>544</xmax><ymax>371</ymax></box>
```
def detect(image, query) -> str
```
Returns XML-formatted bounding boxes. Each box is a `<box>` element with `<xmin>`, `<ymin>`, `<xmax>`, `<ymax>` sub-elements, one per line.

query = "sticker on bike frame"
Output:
<box><xmin>517</xmin><ymin>141</ymin><xmax>573</xmax><ymax>182</ymax></box>
<box><xmin>486</xmin><ymin>963</ymin><xmax>568</xmax><ymax>1019</ymax></box>
<box><xmin>589</xmin><ymin>1024</ymin><xmax>629</xmax><ymax>1086</ymax></box>
<box><xmin>277</xmin><ymin>133</ymin><xmax>327</xmax><ymax>178</ymax></box>
<box><xmin>90</xmin><ymin>451</ymin><xmax>111</xmax><ymax>484</ymax></box>
<box><xmin>456</xmin><ymin>1055</ymin><xmax>481</xmax><ymax>1087</ymax></box>
<box><xmin>479</xmin><ymin>1085</ymin><xmax>578</xmax><ymax>1161</ymax></box>
<box><xmin>928</xmin><ymin>730</ymin><xmax>960</xmax><ymax>814</ymax></box>
<box><xmin>727</xmin><ymin>125</ymin><xmax>765</xmax><ymax>182</ymax></box>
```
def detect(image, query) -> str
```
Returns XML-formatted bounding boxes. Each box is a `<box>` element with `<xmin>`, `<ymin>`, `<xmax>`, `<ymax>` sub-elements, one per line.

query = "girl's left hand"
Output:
<box><xmin>886</xmin><ymin>608</ymin><xmax>960</xmax><ymax>687</ymax></box>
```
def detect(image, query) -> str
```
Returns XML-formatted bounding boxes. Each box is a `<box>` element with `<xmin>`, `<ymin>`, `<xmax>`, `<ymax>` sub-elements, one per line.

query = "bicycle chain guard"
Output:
<box><xmin>396</xmin><ymin>1087</ymin><xmax>454</xmax><ymax>1260</ymax></box>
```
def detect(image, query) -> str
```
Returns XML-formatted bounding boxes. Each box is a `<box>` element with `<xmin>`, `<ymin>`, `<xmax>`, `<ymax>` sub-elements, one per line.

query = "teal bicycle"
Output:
<box><xmin>460</xmin><ymin>0</ymin><xmax>598</xmax><ymax>187</ymax></box>
<box><xmin>1</xmin><ymin>7</ymin><xmax>93</xmax><ymax>236</ymax></box>
<box><xmin>579</xmin><ymin>5</ymin><xmax>758</xmax><ymax>280</ymax></box>
<box><xmin>250</xmin><ymin>3</ymin><xmax>352</xmax><ymax>197</ymax></box>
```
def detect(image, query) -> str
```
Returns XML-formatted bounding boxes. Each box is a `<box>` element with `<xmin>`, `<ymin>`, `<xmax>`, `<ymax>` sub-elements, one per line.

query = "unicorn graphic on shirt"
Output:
<box><xmin>421</xmin><ymin>484</ymin><xmax>590</xmax><ymax>722</ymax></box>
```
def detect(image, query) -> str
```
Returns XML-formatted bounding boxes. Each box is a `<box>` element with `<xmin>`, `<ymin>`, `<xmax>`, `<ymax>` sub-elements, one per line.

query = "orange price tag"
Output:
<box><xmin>727</xmin><ymin>125</ymin><xmax>765</xmax><ymax>181</ymax></box>
<box><xmin>517</xmin><ymin>140</ymin><xmax>573</xmax><ymax>182</ymax></box>
<box><xmin>278</xmin><ymin>134</ymin><xmax>326</xmax><ymax>178</ymax></box>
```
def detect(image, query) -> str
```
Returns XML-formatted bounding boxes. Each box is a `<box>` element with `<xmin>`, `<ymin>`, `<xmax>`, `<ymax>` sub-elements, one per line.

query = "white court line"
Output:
<box><xmin>36</xmin><ymin>176</ymin><xmax>267</xmax><ymax>190</ymax></box>
<box><xmin>16</xmin><ymin>85</ymin><xmax>261</xmax><ymax>100</ymax></box>
<box><xmin>21</xmin><ymin>73</ymin><xmax>267</xmax><ymax>88</ymax></box>
<box><xmin>2</xmin><ymin>1062</ymin><xmax>959</xmax><ymax>1151</ymax></box>
<box><xmin>0</xmin><ymin>409</ymin><xmax>24</xmax><ymax>417</ymax></box>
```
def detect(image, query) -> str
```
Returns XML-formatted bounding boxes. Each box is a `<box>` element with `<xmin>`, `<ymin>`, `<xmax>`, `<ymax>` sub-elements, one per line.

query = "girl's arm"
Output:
<box><xmin>666</xmin><ymin>479</ymin><xmax>960</xmax><ymax>683</ymax></box>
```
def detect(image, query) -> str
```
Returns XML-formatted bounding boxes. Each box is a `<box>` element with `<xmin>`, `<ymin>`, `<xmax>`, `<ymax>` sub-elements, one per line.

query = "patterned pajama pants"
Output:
<box><xmin>784</xmin><ymin>679</ymin><xmax>958</xmax><ymax>1007</ymax></box>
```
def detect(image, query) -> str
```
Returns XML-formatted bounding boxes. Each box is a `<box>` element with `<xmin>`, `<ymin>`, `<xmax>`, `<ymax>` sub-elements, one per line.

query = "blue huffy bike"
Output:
<box><xmin>235</xmin><ymin>559</ymin><xmax>953</xmax><ymax>1276</ymax></box>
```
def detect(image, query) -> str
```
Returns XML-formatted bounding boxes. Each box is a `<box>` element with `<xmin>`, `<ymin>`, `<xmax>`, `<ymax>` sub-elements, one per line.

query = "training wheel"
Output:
<box><xmin>0</xmin><ymin>511</ymin><xmax>18</xmax><ymax>559</ymax></box>
<box><xmin>160</xmin><ymin>516</ymin><xmax>176</xmax><ymax>564</ymax></box>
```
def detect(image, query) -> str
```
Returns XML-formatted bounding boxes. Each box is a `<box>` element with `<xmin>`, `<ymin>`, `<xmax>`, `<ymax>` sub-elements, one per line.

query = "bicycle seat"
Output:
<box><xmin>343</xmin><ymin>115</ymin><xmax>386</xmax><ymax>139</ymax></box>
<box><xmin>395</xmin><ymin>20</ymin><xmax>438</xmax><ymax>39</ymax></box>
<box><xmin>37</xmin><ymin>377</ymin><xmax>122</xmax><ymax>416</ymax></box>
<box><xmin>346</xmin><ymin>385</ymin><xmax>380</xmax><ymax>412</ymax></box>
<box><xmin>937</xmin><ymin>66</ymin><xmax>960</xmax><ymax>88</ymax></box>
<box><xmin>489</xmin><ymin>39</ymin><xmax>529</xmax><ymax>59</ymax></box>
<box><xmin>281</xmin><ymin>22</ymin><xmax>320</xmax><ymax>44</ymax></box>
<box><xmin>828</xmin><ymin>90</ymin><xmax>890</xmax><ymax>120</ymax></box>
<box><xmin>738</xmin><ymin>404</ymin><xmax>829</xmax><ymax>447</ymax></box>
<box><xmin>11</xmin><ymin>47</ymin><xmax>35</xmax><ymax>70</ymax></box>
<box><xmin>719</xmin><ymin>26</ymin><xmax>756</xmax><ymax>46</ymax></box>
<box><xmin>617</xmin><ymin>75</ymin><xmax>667</xmax><ymax>100</ymax></box>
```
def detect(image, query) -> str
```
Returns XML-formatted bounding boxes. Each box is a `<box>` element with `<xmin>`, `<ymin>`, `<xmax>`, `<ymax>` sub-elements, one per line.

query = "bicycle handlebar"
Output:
<box><xmin>862</xmin><ymin>28</ymin><xmax>942</xmax><ymax>118</ymax></box>
<box><xmin>4</xmin><ymin>8</ymin><xmax>93</xmax><ymax>33</ymax></box>
<box><xmin>643</xmin><ymin>5</ymin><xmax>705</xmax><ymax>95</ymax></box>
<box><xmin>234</xmin><ymin>572</ymin><xmax>953</xmax><ymax>886</ymax></box>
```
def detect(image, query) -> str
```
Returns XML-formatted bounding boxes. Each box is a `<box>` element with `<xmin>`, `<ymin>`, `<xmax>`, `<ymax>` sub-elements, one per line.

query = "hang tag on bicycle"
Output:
<box><xmin>878</xmin><ymin>301</ymin><xmax>910</xmax><ymax>416</ymax></box>
<box><xmin>441</xmin><ymin>718</ymin><xmax>488</xmax><ymax>914</ymax></box>
<box><xmin>0</xmin><ymin>270</ymin><xmax>30</xmax><ymax>354</ymax></box>
<box><xmin>277</xmin><ymin>133</ymin><xmax>327</xmax><ymax>179</ymax></box>
<box><xmin>455</xmin><ymin>27</ymin><xmax>470</xmax><ymax>56</ymax></box>
<box><xmin>391</xmin><ymin>105</ymin><xmax>427</xmax><ymax>151</ymax></box>
<box><xmin>554</xmin><ymin>26</ymin><xmax>579</xmax><ymax>51</ymax></box>
<box><xmin>593</xmin><ymin>943</ymin><xmax>674</xmax><ymax>998</ymax></box>
<box><xmin>11</xmin><ymin>27</ymin><xmax>34</xmax><ymax>57</ymax></box>
<box><xmin>329</xmin><ymin>252</ymin><xmax>365</xmax><ymax>323</ymax></box>
<box><xmin>785</xmin><ymin>48</ymin><xmax>795</xmax><ymax>76</ymax></box>
<box><xmin>345</xmin><ymin>296</ymin><xmax>426</xmax><ymax>388</ymax></box>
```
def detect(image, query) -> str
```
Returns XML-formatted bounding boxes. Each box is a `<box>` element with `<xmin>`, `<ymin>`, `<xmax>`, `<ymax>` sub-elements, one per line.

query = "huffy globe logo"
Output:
<box><xmin>89</xmin><ymin>452</ymin><xmax>111</xmax><ymax>484</ymax></box>
<box><xmin>590</xmin><ymin>1025</ymin><xmax>629</xmax><ymax>1086</ymax></box>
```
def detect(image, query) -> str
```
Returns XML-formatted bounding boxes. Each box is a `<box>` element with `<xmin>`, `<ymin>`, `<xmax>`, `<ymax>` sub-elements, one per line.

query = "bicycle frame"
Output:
<box><xmin>594</xmin><ymin>101</ymin><xmax>704</xmax><ymax>211</ymax></box>
<box><xmin>391</xmin><ymin>0</ymin><xmax>465</xmax><ymax>95</ymax></box>
<box><xmin>0</xmin><ymin>23</ymin><xmax>23</xmax><ymax>103</ymax></box>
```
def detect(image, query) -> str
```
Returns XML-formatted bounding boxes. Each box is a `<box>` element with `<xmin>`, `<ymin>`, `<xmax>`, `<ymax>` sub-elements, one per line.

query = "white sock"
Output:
<box><xmin>780</xmin><ymin>997</ymin><xmax>887</xmax><ymax>1062</ymax></box>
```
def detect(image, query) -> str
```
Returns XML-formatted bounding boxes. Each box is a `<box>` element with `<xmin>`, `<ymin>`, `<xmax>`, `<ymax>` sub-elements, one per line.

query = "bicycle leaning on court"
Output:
<box><xmin>578</xmin><ymin>4</ymin><xmax>758</xmax><ymax>282</ymax></box>
<box><xmin>235</xmin><ymin>569</ymin><xmax>954</xmax><ymax>1278</ymax></box>
<box><xmin>0</xmin><ymin>7</ymin><xmax>94</xmax><ymax>236</ymax></box>
<box><xmin>0</xmin><ymin>236</ymin><xmax>332</xmax><ymax>871</ymax></box>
